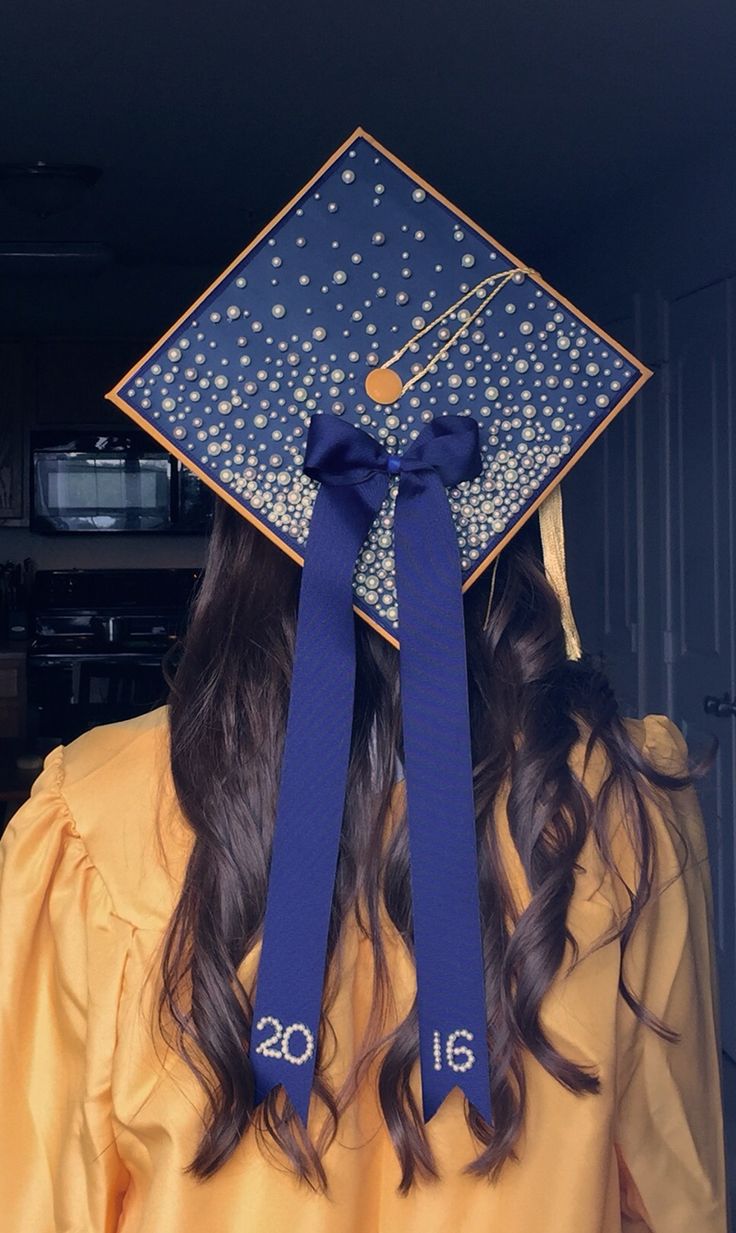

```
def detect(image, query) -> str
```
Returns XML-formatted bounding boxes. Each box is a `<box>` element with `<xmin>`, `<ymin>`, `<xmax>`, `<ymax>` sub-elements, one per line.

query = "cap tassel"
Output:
<box><xmin>367</xmin><ymin>266</ymin><xmax>537</xmax><ymax>405</ymax></box>
<box><xmin>538</xmin><ymin>485</ymin><xmax>582</xmax><ymax>661</ymax></box>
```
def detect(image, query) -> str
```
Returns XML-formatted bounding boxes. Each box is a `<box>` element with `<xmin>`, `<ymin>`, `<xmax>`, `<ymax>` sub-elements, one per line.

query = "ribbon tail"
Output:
<box><xmin>395</xmin><ymin>471</ymin><xmax>493</xmax><ymax>1125</ymax></box>
<box><xmin>250</xmin><ymin>474</ymin><xmax>387</xmax><ymax>1126</ymax></box>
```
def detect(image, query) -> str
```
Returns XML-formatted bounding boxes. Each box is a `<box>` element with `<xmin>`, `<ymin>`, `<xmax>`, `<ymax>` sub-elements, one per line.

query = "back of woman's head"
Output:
<box><xmin>158</xmin><ymin>496</ymin><xmax>697</xmax><ymax>1192</ymax></box>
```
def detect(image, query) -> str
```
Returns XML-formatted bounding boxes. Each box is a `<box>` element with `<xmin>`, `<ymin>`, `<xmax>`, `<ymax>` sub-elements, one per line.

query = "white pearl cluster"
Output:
<box><xmin>120</xmin><ymin>136</ymin><xmax>640</xmax><ymax>640</ymax></box>
<box><xmin>254</xmin><ymin>1015</ymin><xmax>315</xmax><ymax>1066</ymax></box>
<box><xmin>432</xmin><ymin>1027</ymin><xmax>477</xmax><ymax>1072</ymax></box>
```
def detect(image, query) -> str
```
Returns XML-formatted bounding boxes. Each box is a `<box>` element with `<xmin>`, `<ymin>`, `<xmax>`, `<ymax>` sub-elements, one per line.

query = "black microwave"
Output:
<box><xmin>31</xmin><ymin>430</ymin><xmax>214</xmax><ymax>534</ymax></box>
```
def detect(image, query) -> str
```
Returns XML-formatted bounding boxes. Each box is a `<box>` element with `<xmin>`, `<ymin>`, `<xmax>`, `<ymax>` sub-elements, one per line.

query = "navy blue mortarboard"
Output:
<box><xmin>108</xmin><ymin>129</ymin><xmax>651</xmax><ymax>1130</ymax></box>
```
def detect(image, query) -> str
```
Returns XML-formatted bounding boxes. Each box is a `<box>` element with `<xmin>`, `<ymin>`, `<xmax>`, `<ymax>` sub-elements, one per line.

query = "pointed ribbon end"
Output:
<box><xmin>422</xmin><ymin>1067</ymin><xmax>493</xmax><ymax>1127</ymax></box>
<box><xmin>253</xmin><ymin>1073</ymin><xmax>312</xmax><ymax>1131</ymax></box>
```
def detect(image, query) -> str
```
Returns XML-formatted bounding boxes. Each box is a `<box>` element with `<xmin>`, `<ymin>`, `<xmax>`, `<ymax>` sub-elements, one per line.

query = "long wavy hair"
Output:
<box><xmin>156</xmin><ymin>495</ymin><xmax>705</xmax><ymax>1193</ymax></box>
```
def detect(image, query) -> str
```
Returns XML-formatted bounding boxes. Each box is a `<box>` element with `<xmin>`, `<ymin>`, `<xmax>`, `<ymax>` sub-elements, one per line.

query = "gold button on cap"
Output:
<box><xmin>364</xmin><ymin>367</ymin><xmax>403</xmax><ymax>405</ymax></box>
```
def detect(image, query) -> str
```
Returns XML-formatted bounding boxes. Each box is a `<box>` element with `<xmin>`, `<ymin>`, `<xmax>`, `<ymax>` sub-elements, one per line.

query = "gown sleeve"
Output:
<box><xmin>614</xmin><ymin>715</ymin><xmax>728</xmax><ymax>1233</ymax></box>
<box><xmin>0</xmin><ymin>744</ymin><xmax>131</xmax><ymax>1233</ymax></box>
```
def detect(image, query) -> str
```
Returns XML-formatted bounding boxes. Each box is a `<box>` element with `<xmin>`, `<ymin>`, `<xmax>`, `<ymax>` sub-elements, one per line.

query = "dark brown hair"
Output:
<box><xmin>157</xmin><ymin>496</ymin><xmax>705</xmax><ymax>1192</ymax></box>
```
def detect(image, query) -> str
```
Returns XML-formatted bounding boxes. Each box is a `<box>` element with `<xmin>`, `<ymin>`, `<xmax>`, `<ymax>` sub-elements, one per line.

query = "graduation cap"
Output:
<box><xmin>108</xmin><ymin>129</ymin><xmax>651</xmax><ymax>1132</ymax></box>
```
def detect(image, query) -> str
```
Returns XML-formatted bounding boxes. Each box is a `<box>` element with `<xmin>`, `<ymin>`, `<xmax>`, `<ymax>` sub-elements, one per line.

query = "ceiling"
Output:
<box><xmin>1</xmin><ymin>0</ymin><xmax>734</xmax><ymax>275</ymax></box>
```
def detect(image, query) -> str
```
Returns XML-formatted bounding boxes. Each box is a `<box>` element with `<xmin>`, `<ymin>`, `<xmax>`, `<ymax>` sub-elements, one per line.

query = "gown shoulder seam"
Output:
<box><xmin>47</xmin><ymin>743</ymin><xmax>138</xmax><ymax>930</ymax></box>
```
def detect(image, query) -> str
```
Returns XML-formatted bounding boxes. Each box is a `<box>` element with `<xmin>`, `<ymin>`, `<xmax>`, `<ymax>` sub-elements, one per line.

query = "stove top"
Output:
<box><xmin>30</xmin><ymin>568</ymin><xmax>201</xmax><ymax>655</ymax></box>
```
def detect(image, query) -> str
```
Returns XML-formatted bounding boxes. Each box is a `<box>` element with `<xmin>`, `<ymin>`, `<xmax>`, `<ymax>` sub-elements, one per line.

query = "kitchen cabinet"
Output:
<box><xmin>0</xmin><ymin>342</ymin><xmax>28</xmax><ymax>525</ymax></box>
<box><xmin>0</xmin><ymin>645</ymin><xmax>27</xmax><ymax>740</ymax></box>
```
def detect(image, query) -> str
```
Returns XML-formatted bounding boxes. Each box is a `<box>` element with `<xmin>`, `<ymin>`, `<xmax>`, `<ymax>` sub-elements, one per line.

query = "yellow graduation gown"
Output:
<box><xmin>0</xmin><ymin>705</ymin><xmax>727</xmax><ymax>1232</ymax></box>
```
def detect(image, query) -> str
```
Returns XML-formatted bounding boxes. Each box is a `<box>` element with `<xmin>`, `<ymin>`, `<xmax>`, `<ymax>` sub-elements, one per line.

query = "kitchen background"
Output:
<box><xmin>0</xmin><ymin>335</ymin><xmax>213</xmax><ymax>805</ymax></box>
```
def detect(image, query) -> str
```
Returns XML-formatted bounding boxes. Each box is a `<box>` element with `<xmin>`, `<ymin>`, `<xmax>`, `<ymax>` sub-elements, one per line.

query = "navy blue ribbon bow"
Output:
<box><xmin>250</xmin><ymin>413</ymin><xmax>492</xmax><ymax>1126</ymax></box>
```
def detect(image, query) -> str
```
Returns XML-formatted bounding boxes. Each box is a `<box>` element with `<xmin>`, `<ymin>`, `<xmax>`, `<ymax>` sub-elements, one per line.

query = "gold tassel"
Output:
<box><xmin>482</xmin><ymin>553</ymin><xmax>501</xmax><ymax>631</ymax></box>
<box><xmin>538</xmin><ymin>485</ymin><xmax>582</xmax><ymax>661</ymax></box>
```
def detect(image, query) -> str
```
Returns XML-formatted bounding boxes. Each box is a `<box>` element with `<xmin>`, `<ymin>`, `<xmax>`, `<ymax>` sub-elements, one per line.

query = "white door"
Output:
<box><xmin>662</xmin><ymin>277</ymin><xmax>736</xmax><ymax>1056</ymax></box>
<box><xmin>566</xmin><ymin>278</ymin><xmax>736</xmax><ymax>1056</ymax></box>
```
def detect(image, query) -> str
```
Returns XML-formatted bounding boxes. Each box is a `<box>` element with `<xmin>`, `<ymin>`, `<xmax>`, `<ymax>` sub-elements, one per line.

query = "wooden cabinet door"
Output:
<box><xmin>0</xmin><ymin>651</ymin><xmax>26</xmax><ymax>739</ymax></box>
<box><xmin>0</xmin><ymin>341</ymin><xmax>27</xmax><ymax>524</ymax></box>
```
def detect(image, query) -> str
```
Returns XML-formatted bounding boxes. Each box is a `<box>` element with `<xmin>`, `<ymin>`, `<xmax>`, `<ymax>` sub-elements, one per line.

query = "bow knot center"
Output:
<box><xmin>304</xmin><ymin>412</ymin><xmax>482</xmax><ymax>491</ymax></box>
